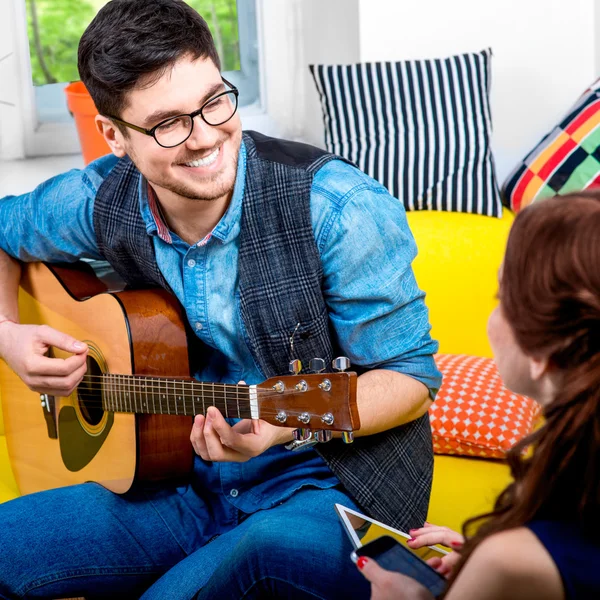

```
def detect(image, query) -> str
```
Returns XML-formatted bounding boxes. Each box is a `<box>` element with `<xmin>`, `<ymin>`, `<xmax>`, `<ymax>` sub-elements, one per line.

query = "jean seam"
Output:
<box><xmin>143</xmin><ymin>490</ymin><xmax>191</xmax><ymax>556</ymax></box>
<box><xmin>21</xmin><ymin>565</ymin><xmax>166</xmax><ymax>596</ymax></box>
<box><xmin>239</xmin><ymin>575</ymin><xmax>326</xmax><ymax>600</ymax></box>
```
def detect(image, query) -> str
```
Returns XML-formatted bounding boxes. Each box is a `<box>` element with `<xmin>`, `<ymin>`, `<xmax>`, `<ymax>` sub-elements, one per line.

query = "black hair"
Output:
<box><xmin>78</xmin><ymin>0</ymin><xmax>221</xmax><ymax>119</ymax></box>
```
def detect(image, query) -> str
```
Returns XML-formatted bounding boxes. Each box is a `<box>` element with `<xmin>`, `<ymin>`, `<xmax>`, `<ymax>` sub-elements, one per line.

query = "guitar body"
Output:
<box><xmin>0</xmin><ymin>262</ymin><xmax>193</xmax><ymax>495</ymax></box>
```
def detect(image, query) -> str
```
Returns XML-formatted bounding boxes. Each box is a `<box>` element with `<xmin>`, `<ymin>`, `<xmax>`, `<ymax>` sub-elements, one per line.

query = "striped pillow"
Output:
<box><xmin>502</xmin><ymin>78</ymin><xmax>600</xmax><ymax>212</ymax></box>
<box><xmin>310</xmin><ymin>49</ymin><xmax>502</xmax><ymax>217</ymax></box>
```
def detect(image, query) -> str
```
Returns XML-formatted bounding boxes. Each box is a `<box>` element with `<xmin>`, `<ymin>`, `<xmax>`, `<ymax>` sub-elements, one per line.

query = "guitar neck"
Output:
<box><xmin>100</xmin><ymin>374</ymin><xmax>253</xmax><ymax>419</ymax></box>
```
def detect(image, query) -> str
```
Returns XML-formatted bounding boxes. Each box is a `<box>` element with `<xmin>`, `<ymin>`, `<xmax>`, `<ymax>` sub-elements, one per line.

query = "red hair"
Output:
<box><xmin>449</xmin><ymin>191</ymin><xmax>600</xmax><ymax>588</ymax></box>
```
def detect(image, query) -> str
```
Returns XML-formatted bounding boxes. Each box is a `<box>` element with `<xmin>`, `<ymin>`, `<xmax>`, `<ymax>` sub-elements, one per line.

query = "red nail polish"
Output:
<box><xmin>451</xmin><ymin>541</ymin><xmax>463</xmax><ymax>548</ymax></box>
<box><xmin>357</xmin><ymin>556</ymin><xmax>369</xmax><ymax>570</ymax></box>
<box><xmin>407</xmin><ymin>537</ymin><xmax>416</xmax><ymax>543</ymax></box>
<box><xmin>409</xmin><ymin>529</ymin><xmax>418</xmax><ymax>534</ymax></box>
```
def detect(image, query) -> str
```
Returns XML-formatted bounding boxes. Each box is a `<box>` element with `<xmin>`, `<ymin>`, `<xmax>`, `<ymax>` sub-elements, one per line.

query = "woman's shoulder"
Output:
<box><xmin>446</xmin><ymin>527</ymin><xmax>564</xmax><ymax>600</ymax></box>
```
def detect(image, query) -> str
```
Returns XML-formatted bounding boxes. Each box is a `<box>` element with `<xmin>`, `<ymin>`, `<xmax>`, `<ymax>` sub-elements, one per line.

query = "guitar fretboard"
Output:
<box><xmin>99</xmin><ymin>374</ymin><xmax>253</xmax><ymax>418</ymax></box>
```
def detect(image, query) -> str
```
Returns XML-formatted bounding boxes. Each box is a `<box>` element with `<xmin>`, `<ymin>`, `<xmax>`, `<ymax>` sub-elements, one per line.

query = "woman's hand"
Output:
<box><xmin>407</xmin><ymin>523</ymin><xmax>465</xmax><ymax>578</ymax></box>
<box><xmin>357</xmin><ymin>557</ymin><xmax>435</xmax><ymax>600</ymax></box>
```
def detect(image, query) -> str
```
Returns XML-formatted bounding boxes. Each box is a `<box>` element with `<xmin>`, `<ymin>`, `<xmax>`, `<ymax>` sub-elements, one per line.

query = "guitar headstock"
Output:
<box><xmin>256</xmin><ymin>371</ymin><xmax>360</xmax><ymax>432</ymax></box>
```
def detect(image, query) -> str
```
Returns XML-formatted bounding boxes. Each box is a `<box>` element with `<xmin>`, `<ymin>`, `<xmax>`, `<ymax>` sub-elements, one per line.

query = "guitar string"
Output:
<box><xmin>71</xmin><ymin>391</ymin><xmax>338</xmax><ymax>414</ymax></box>
<box><xmin>72</xmin><ymin>375</ymin><xmax>341</xmax><ymax>400</ymax></box>
<box><xmin>62</xmin><ymin>391</ymin><xmax>342</xmax><ymax>419</ymax></box>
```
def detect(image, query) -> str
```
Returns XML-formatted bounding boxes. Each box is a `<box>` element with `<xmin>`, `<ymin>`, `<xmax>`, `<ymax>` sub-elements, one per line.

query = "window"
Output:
<box><xmin>18</xmin><ymin>0</ymin><xmax>259</xmax><ymax>156</ymax></box>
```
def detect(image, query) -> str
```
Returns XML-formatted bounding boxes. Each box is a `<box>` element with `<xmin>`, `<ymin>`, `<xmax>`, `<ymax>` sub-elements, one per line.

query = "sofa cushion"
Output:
<box><xmin>428</xmin><ymin>454</ymin><xmax>511</xmax><ymax>532</ymax></box>
<box><xmin>429</xmin><ymin>354</ymin><xmax>541</xmax><ymax>459</ymax></box>
<box><xmin>407</xmin><ymin>210</ymin><xmax>513</xmax><ymax>358</ymax></box>
<box><xmin>503</xmin><ymin>77</ymin><xmax>600</xmax><ymax>211</ymax></box>
<box><xmin>0</xmin><ymin>435</ymin><xmax>19</xmax><ymax>502</ymax></box>
<box><xmin>310</xmin><ymin>48</ymin><xmax>502</xmax><ymax>217</ymax></box>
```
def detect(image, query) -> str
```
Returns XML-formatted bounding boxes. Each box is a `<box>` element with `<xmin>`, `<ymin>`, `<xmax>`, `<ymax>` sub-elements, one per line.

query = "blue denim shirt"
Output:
<box><xmin>0</xmin><ymin>138</ymin><xmax>441</xmax><ymax>517</ymax></box>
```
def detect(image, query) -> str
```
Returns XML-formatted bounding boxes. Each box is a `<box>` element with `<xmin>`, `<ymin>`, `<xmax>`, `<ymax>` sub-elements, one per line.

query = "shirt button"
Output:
<box><xmin>187</xmin><ymin>259</ymin><xmax>196</xmax><ymax>268</ymax></box>
<box><xmin>229</xmin><ymin>489</ymin><xmax>239</xmax><ymax>498</ymax></box>
<box><xmin>195</xmin><ymin>322</ymin><xmax>203</xmax><ymax>331</ymax></box>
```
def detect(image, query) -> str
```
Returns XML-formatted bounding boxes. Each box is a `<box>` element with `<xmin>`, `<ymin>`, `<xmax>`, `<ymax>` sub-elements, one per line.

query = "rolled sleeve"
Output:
<box><xmin>311</xmin><ymin>161</ymin><xmax>442</xmax><ymax>398</ymax></box>
<box><xmin>0</xmin><ymin>154</ymin><xmax>118</xmax><ymax>262</ymax></box>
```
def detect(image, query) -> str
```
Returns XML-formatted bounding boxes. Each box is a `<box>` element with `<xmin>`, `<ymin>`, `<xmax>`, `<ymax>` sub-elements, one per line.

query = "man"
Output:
<box><xmin>0</xmin><ymin>1</ymin><xmax>441</xmax><ymax>598</ymax></box>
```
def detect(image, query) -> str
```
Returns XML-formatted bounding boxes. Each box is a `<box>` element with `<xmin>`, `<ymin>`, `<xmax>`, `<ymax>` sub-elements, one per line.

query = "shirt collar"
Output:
<box><xmin>138</xmin><ymin>139</ymin><xmax>247</xmax><ymax>246</ymax></box>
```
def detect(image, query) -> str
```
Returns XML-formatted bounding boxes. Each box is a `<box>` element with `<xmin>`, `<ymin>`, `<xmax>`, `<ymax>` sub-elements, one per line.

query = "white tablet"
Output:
<box><xmin>335</xmin><ymin>503</ymin><xmax>448</xmax><ymax>560</ymax></box>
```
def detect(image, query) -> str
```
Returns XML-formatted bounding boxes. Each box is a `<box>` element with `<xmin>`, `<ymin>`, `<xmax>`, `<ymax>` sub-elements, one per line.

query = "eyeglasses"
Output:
<box><xmin>105</xmin><ymin>77</ymin><xmax>239</xmax><ymax>148</ymax></box>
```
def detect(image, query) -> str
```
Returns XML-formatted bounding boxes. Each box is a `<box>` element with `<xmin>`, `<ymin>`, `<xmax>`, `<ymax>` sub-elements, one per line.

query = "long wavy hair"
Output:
<box><xmin>449</xmin><ymin>190</ymin><xmax>600</xmax><ymax>586</ymax></box>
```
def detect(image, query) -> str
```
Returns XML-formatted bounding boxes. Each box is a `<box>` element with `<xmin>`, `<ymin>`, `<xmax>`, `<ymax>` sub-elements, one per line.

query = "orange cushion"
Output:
<box><xmin>429</xmin><ymin>354</ymin><xmax>541</xmax><ymax>459</ymax></box>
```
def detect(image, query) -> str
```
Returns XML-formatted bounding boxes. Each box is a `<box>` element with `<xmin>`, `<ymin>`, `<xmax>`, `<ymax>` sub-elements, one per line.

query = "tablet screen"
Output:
<box><xmin>335</xmin><ymin>503</ymin><xmax>448</xmax><ymax>561</ymax></box>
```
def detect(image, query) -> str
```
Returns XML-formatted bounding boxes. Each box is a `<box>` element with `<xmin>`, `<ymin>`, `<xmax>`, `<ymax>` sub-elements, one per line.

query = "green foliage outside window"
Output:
<box><xmin>26</xmin><ymin>0</ymin><xmax>240</xmax><ymax>87</ymax></box>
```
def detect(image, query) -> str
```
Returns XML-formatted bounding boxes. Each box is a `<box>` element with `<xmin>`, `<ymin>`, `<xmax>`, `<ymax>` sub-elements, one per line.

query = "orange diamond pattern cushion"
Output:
<box><xmin>429</xmin><ymin>354</ymin><xmax>541</xmax><ymax>459</ymax></box>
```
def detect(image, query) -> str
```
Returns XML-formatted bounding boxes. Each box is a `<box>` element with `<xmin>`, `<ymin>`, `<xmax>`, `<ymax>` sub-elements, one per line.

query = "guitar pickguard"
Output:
<box><xmin>58</xmin><ymin>406</ymin><xmax>114</xmax><ymax>472</ymax></box>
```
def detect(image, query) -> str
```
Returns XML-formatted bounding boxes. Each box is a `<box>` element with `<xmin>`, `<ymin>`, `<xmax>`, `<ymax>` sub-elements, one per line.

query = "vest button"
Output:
<box><xmin>187</xmin><ymin>259</ymin><xmax>196</xmax><ymax>268</ymax></box>
<box><xmin>230</xmin><ymin>489</ymin><xmax>239</xmax><ymax>498</ymax></box>
<box><xmin>195</xmin><ymin>322</ymin><xmax>203</xmax><ymax>331</ymax></box>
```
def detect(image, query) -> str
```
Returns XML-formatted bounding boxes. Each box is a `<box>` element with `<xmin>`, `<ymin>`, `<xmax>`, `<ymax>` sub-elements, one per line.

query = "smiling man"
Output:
<box><xmin>0</xmin><ymin>1</ymin><xmax>441</xmax><ymax>598</ymax></box>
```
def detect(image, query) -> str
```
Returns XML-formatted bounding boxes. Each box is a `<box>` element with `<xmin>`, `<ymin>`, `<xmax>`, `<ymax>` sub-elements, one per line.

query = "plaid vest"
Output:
<box><xmin>93</xmin><ymin>130</ymin><xmax>433</xmax><ymax>530</ymax></box>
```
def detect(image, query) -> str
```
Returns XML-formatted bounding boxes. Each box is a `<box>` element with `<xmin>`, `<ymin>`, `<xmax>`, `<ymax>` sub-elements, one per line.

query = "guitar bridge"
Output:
<box><xmin>40</xmin><ymin>393</ymin><xmax>58</xmax><ymax>439</ymax></box>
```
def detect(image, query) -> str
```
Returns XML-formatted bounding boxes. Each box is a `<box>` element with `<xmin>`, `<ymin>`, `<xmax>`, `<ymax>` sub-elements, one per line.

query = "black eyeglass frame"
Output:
<box><xmin>104</xmin><ymin>77</ymin><xmax>239</xmax><ymax>148</ymax></box>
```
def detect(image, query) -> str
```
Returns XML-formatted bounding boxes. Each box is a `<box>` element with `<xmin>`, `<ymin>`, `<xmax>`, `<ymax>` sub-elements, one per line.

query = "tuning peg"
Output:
<box><xmin>293</xmin><ymin>428</ymin><xmax>312</xmax><ymax>441</ymax></box>
<box><xmin>289</xmin><ymin>359</ymin><xmax>302</xmax><ymax>375</ymax></box>
<box><xmin>332</xmin><ymin>356</ymin><xmax>351</xmax><ymax>372</ymax></box>
<box><xmin>342</xmin><ymin>431</ymin><xmax>354</xmax><ymax>444</ymax></box>
<box><xmin>309</xmin><ymin>358</ymin><xmax>326</xmax><ymax>373</ymax></box>
<box><xmin>314</xmin><ymin>430</ymin><xmax>333</xmax><ymax>443</ymax></box>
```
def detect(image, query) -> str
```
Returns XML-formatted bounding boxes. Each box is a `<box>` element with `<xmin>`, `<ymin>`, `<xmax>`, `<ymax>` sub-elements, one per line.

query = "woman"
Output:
<box><xmin>359</xmin><ymin>191</ymin><xmax>600</xmax><ymax>599</ymax></box>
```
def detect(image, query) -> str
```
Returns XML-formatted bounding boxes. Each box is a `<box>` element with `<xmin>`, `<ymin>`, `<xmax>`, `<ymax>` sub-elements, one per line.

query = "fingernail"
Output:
<box><xmin>407</xmin><ymin>537</ymin><xmax>416</xmax><ymax>543</ymax></box>
<box><xmin>409</xmin><ymin>529</ymin><xmax>418</xmax><ymax>534</ymax></box>
<box><xmin>73</xmin><ymin>342</ymin><xmax>84</xmax><ymax>350</ymax></box>
<box><xmin>357</xmin><ymin>556</ymin><xmax>368</xmax><ymax>570</ymax></box>
<box><xmin>451</xmin><ymin>541</ymin><xmax>463</xmax><ymax>548</ymax></box>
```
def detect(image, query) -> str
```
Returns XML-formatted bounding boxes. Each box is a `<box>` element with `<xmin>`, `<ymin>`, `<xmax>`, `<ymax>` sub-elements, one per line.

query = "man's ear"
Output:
<box><xmin>95</xmin><ymin>115</ymin><xmax>127</xmax><ymax>158</ymax></box>
<box><xmin>529</xmin><ymin>356</ymin><xmax>550</xmax><ymax>381</ymax></box>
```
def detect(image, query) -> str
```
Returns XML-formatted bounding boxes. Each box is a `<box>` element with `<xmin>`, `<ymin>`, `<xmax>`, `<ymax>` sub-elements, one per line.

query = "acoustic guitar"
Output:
<box><xmin>0</xmin><ymin>262</ymin><xmax>359</xmax><ymax>496</ymax></box>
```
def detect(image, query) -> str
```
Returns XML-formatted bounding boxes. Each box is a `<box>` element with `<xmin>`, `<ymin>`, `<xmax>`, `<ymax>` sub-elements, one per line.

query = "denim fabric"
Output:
<box><xmin>0</xmin><ymin>480</ymin><xmax>368</xmax><ymax>599</ymax></box>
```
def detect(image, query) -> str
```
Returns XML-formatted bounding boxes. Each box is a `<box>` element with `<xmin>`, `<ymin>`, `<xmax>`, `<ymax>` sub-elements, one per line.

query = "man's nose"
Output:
<box><xmin>185</xmin><ymin>115</ymin><xmax>220</xmax><ymax>150</ymax></box>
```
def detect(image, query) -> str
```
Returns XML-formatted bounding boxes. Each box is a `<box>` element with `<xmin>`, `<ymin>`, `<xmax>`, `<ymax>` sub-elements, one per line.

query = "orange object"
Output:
<box><xmin>429</xmin><ymin>354</ymin><xmax>541</xmax><ymax>459</ymax></box>
<box><xmin>64</xmin><ymin>81</ymin><xmax>111</xmax><ymax>165</ymax></box>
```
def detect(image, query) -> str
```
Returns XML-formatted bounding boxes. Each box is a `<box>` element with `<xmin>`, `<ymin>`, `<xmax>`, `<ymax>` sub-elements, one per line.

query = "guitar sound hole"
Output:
<box><xmin>77</xmin><ymin>356</ymin><xmax>104</xmax><ymax>426</ymax></box>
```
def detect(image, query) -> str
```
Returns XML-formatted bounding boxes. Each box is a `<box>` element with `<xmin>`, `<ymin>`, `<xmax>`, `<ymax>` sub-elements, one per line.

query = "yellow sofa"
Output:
<box><xmin>0</xmin><ymin>403</ymin><xmax>19</xmax><ymax>503</ymax></box>
<box><xmin>0</xmin><ymin>209</ymin><xmax>515</xmax><ymax>532</ymax></box>
<box><xmin>408</xmin><ymin>210</ymin><xmax>515</xmax><ymax>532</ymax></box>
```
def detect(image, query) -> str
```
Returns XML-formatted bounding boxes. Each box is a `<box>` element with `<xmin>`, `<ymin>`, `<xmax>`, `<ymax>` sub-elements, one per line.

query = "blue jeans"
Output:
<box><xmin>0</xmin><ymin>482</ymin><xmax>370</xmax><ymax>599</ymax></box>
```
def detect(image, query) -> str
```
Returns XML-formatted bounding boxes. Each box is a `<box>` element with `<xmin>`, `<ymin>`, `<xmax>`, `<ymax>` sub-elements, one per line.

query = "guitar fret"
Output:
<box><xmin>236</xmin><ymin>384</ymin><xmax>240</xmax><ymax>418</ymax></box>
<box><xmin>121</xmin><ymin>375</ymin><xmax>131</xmax><ymax>406</ymax></box>
<box><xmin>151</xmin><ymin>379</ymin><xmax>156</xmax><ymax>415</ymax></box>
<box><xmin>223</xmin><ymin>382</ymin><xmax>228</xmax><ymax>418</ymax></box>
<box><xmin>117</xmin><ymin>375</ymin><xmax>122</xmax><ymax>412</ymax></box>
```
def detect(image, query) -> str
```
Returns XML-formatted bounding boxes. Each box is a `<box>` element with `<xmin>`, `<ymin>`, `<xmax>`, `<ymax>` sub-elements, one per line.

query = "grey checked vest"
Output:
<box><xmin>93</xmin><ymin>130</ymin><xmax>433</xmax><ymax>530</ymax></box>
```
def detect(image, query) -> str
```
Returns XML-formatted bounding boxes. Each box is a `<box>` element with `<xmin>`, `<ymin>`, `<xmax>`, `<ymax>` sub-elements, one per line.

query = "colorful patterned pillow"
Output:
<box><xmin>503</xmin><ymin>78</ymin><xmax>600</xmax><ymax>211</ymax></box>
<box><xmin>429</xmin><ymin>354</ymin><xmax>541</xmax><ymax>459</ymax></box>
<box><xmin>310</xmin><ymin>49</ymin><xmax>503</xmax><ymax>217</ymax></box>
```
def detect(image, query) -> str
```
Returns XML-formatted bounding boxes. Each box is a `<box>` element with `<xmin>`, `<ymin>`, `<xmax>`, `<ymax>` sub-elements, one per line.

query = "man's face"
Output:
<box><xmin>113</xmin><ymin>55</ymin><xmax>242</xmax><ymax>203</ymax></box>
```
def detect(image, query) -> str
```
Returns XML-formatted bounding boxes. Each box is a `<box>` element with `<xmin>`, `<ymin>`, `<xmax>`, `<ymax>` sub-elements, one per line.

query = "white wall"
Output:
<box><xmin>352</xmin><ymin>0</ymin><xmax>598</xmax><ymax>184</ymax></box>
<box><xmin>260</xmin><ymin>0</ymin><xmax>360</xmax><ymax>143</ymax></box>
<box><xmin>0</xmin><ymin>0</ymin><xmax>26</xmax><ymax>160</ymax></box>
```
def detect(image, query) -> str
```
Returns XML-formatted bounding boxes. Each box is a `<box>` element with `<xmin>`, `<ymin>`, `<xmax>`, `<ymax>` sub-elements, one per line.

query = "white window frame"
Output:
<box><xmin>2</xmin><ymin>0</ymin><xmax>275</xmax><ymax>159</ymax></box>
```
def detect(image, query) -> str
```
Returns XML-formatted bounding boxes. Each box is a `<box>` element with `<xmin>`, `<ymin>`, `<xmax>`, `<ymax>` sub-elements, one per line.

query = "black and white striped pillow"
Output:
<box><xmin>310</xmin><ymin>49</ymin><xmax>502</xmax><ymax>217</ymax></box>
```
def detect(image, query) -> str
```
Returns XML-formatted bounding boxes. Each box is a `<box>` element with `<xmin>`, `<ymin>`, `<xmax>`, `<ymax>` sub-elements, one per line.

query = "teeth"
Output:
<box><xmin>185</xmin><ymin>147</ymin><xmax>220</xmax><ymax>168</ymax></box>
